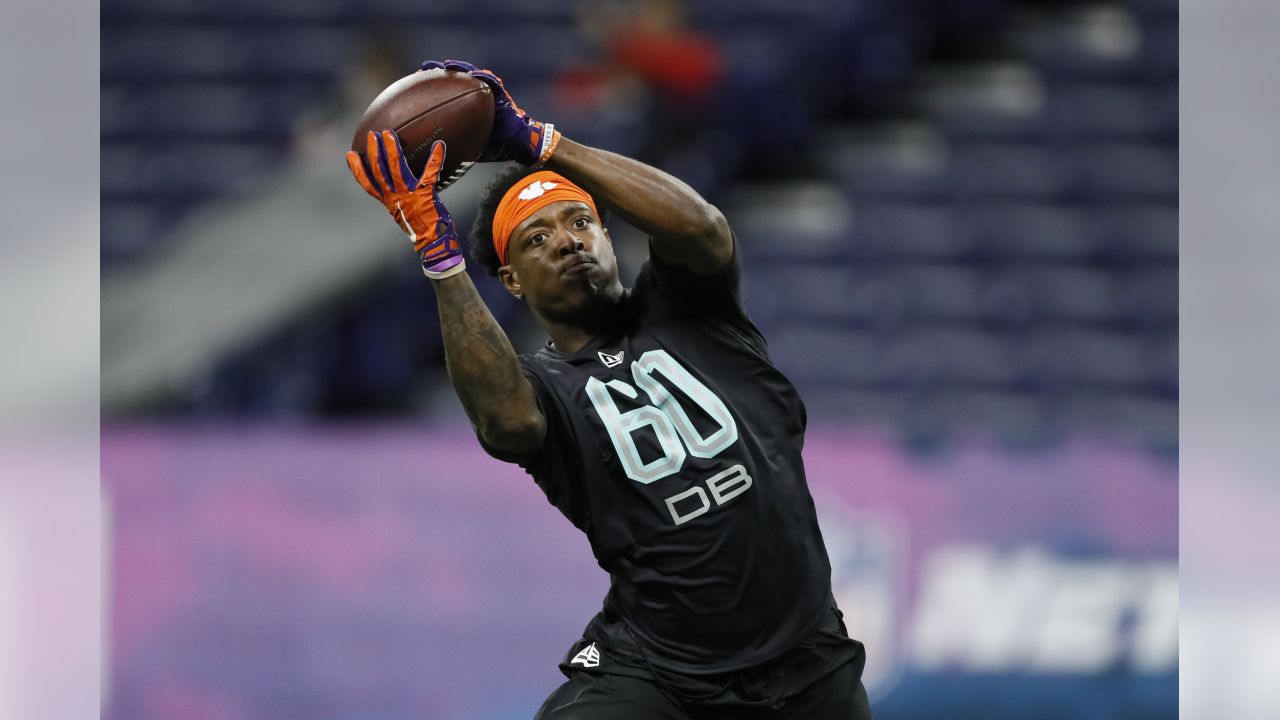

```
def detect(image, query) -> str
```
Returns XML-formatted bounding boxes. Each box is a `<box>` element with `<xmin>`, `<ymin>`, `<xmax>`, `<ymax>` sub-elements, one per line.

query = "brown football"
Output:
<box><xmin>350</xmin><ymin>68</ymin><xmax>494</xmax><ymax>189</ymax></box>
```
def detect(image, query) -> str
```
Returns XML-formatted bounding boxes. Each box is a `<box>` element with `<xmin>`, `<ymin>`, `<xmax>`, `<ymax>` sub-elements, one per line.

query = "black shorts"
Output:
<box><xmin>535</xmin><ymin>602</ymin><xmax>872</xmax><ymax>720</ymax></box>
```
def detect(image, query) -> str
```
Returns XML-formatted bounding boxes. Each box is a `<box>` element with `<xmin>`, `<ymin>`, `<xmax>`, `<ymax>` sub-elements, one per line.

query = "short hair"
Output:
<box><xmin>468</xmin><ymin>165</ymin><xmax>608</xmax><ymax>276</ymax></box>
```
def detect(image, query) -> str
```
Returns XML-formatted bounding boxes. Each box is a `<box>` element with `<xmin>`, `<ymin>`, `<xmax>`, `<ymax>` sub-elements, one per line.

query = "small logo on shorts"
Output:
<box><xmin>570</xmin><ymin>642</ymin><xmax>601</xmax><ymax>668</ymax></box>
<box><xmin>598</xmin><ymin>350</ymin><xmax>624</xmax><ymax>368</ymax></box>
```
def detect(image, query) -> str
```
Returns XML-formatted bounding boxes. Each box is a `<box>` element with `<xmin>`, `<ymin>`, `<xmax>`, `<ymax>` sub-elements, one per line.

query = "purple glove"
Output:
<box><xmin>420</xmin><ymin>59</ymin><xmax>562</xmax><ymax>166</ymax></box>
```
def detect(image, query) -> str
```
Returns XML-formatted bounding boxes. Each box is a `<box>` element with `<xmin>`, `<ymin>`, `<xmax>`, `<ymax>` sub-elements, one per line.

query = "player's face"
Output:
<box><xmin>500</xmin><ymin>200</ymin><xmax>625</xmax><ymax>323</ymax></box>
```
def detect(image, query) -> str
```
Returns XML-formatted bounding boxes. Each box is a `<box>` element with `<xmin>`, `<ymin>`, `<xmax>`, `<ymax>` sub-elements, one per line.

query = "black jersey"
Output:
<box><xmin>485</xmin><ymin>240</ymin><xmax>833</xmax><ymax>673</ymax></box>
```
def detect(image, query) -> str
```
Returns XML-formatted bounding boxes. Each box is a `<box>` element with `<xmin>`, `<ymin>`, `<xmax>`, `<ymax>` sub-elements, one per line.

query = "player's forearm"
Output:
<box><xmin>432</xmin><ymin>272</ymin><xmax>545</xmax><ymax>453</ymax></box>
<box><xmin>547</xmin><ymin>139</ymin><xmax>732</xmax><ymax>269</ymax></box>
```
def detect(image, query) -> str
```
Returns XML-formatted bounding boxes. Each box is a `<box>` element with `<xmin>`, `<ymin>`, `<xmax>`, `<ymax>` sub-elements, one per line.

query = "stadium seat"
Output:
<box><xmin>956</xmin><ymin>204</ymin><xmax>1098</xmax><ymax>262</ymax></box>
<box><xmin>1089</xmin><ymin>205</ymin><xmax>1178</xmax><ymax>261</ymax></box>
<box><xmin>891</xmin><ymin>266</ymin><xmax>987</xmax><ymax>322</ymax></box>
<box><xmin>825</xmin><ymin>125</ymin><xmax>954</xmax><ymax>201</ymax></box>
<box><xmin>1048</xmin><ymin>83</ymin><xmax>1169</xmax><ymax>140</ymax></box>
<box><xmin>917</xmin><ymin>63</ymin><xmax>1051</xmax><ymax>142</ymax></box>
<box><xmin>766</xmin><ymin>325</ymin><xmax>883</xmax><ymax>385</ymax></box>
<box><xmin>1115</xmin><ymin>267</ymin><xmax>1178</xmax><ymax>331</ymax></box>
<box><xmin>852</xmin><ymin>203</ymin><xmax>973</xmax><ymax>262</ymax></box>
<box><xmin>1015</xmin><ymin>265</ymin><xmax>1122</xmax><ymax>324</ymax></box>
<box><xmin>1074</xmin><ymin>143</ymin><xmax>1177</xmax><ymax>200</ymax></box>
<box><xmin>951</xmin><ymin>143</ymin><xmax>1075</xmax><ymax>200</ymax></box>
<box><xmin>1018</xmin><ymin>329</ymin><xmax>1152</xmax><ymax>389</ymax></box>
<box><xmin>879</xmin><ymin>326</ymin><xmax>1019</xmax><ymax>389</ymax></box>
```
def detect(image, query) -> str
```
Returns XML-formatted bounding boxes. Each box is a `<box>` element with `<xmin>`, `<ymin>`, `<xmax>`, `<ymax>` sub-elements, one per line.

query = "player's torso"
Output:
<box><xmin>528</xmin><ymin>306</ymin><xmax>832</xmax><ymax>666</ymax></box>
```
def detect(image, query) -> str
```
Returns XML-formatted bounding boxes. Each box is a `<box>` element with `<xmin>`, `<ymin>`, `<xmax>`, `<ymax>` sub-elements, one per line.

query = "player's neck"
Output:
<box><xmin>537</xmin><ymin>298</ymin><xmax>627</xmax><ymax>354</ymax></box>
<box><xmin>546</xmin><ymin>325</ymin><xmax>598</xmax><ymax>354</ymax></box>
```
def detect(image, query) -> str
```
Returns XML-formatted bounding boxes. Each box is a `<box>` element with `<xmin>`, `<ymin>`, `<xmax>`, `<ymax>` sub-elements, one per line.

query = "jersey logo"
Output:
<box><xmin>597</xmin><ymin>349</ymin><xmax>625</xmax><ymax>368</ymax></box>
<box><xmin>570</xmin><ymin>642</ymin><xmax>601</xmax><ymax>668</ymax></box>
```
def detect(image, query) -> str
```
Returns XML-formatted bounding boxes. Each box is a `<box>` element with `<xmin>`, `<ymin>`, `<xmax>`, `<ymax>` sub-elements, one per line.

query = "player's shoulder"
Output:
<box><xmin>631</xmin><ymin>256</ymin><xmax>770</xmax><ymax>359</ymax></box>
<box><xmin>517</xmin><ymin>349</ymin><xmax>561</xmax><ymax>379</ymax></box>
<box><xmin>518</xmin><ymin>342</ymin><xmax>614</xmax><ymax>382</ymax></box>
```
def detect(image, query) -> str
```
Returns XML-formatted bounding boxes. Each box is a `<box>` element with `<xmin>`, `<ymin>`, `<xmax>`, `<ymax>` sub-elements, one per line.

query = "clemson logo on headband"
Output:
<box><xmin>492</xmin><ymin>171</ymin><xmax>598</xmax><ymax>266</ymax></box>
<box><xmin>517</xmin><ymin>180</ymin><xmax>560</xmax><ymax>201</ymax></box>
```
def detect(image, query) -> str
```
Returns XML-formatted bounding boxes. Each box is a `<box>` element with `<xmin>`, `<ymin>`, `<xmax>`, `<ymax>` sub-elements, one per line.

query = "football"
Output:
<box><xmin>350</xmin><ymin>68</ymin><xmax>495</xmax><ymax>189</ymax></box>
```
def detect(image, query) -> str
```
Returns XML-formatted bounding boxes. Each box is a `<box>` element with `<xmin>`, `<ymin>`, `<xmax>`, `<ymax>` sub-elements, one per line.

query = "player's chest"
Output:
<box><xmin>550</xmin><ymin>335</ymin><xmax>761</xmax><ymax>527</ymax></box>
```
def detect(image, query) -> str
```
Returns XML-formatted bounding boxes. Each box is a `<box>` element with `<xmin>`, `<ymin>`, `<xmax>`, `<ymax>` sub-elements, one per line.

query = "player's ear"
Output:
<box><xmin>498</xmin><ymin>266</ymin><xmax>523</xmax><ymax>300</ymax></box>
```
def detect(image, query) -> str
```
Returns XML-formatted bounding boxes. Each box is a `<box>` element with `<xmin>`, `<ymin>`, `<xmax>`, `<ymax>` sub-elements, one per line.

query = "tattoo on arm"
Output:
<box><xmin>433</xmin><ymin>272</ymin><xmax>545</xmax><ymax>453</ymax></box>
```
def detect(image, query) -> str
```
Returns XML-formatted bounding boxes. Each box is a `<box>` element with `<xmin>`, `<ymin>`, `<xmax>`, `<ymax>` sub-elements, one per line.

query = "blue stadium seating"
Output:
<box><xmin>102</xmin><ymin>0</ymin><xmax>1176</xmax><ymax>447</ymax></box>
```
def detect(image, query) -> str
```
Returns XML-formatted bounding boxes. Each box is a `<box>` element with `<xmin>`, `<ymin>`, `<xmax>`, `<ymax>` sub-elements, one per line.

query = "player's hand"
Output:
<box><xmin>419</xmin><ymin>59</ymin><xmax>561</xmax><ymax>166</ymax></box>
<box><xmin>345</xmin><ymin>130</ymin><xmax>467</xmax><ymax>280</ymax></box>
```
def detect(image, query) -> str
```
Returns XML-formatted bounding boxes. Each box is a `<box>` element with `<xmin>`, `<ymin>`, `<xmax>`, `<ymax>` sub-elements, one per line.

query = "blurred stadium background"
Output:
<box><xmin>100</xmin><ymin>0</ymin><xmax>1177</xmax><ymax>718</ymax></box>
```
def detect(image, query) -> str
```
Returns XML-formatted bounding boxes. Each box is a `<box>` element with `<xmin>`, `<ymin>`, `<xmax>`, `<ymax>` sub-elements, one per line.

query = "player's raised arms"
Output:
<box><xmin>545</xmin><ymin>138</ymin><xmax>733</xmax><ymax>275</ymax></box>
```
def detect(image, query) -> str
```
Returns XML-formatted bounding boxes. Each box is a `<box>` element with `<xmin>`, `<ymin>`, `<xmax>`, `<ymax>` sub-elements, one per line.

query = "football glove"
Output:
<box><xmin>419</xmin><ymin>59</ymin><xmax>561</xmax><ymax>166</ymax></box>
<box><xmin>345</xmin><ymin>130</ymin><xmax>467</xmax><ymax>280</ymax></box>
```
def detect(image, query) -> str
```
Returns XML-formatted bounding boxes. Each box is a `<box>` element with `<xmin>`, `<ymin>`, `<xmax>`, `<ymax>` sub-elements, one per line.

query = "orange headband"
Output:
<box><xmin>492</xmin><ymin>171</ymin><xmax>598</xmax><ymax>266</ymax></box>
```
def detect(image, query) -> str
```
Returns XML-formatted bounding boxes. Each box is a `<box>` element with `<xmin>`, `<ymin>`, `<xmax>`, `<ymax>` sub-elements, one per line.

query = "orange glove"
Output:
<box><xmin>345</xmin><ymin>130</ymin><xmax>466</xmax><ymax>280</ymax></box>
